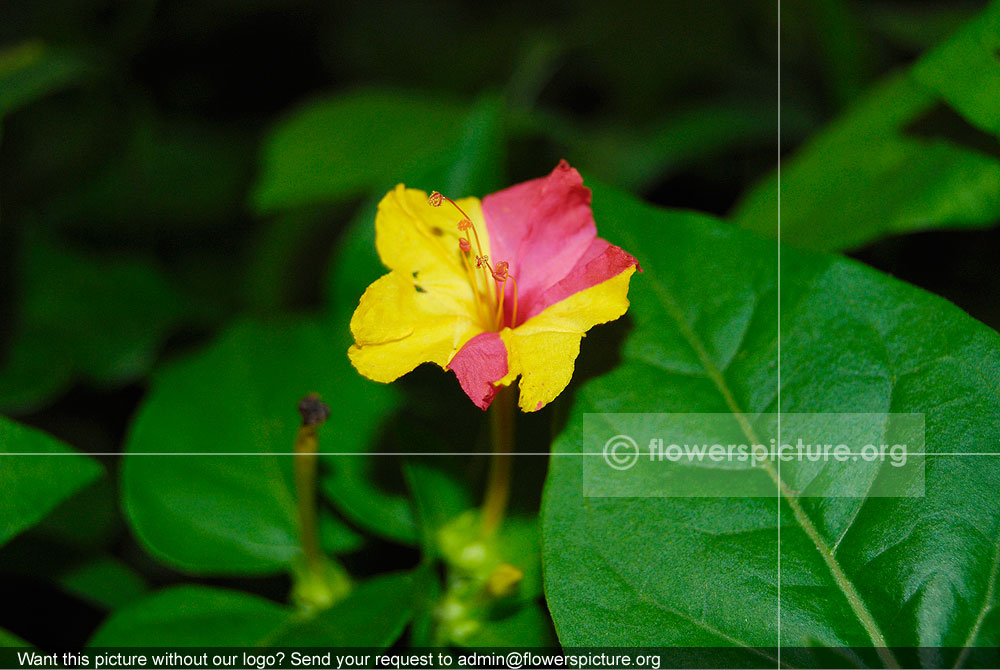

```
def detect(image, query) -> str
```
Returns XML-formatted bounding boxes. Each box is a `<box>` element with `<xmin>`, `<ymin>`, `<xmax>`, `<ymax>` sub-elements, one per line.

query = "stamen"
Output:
<box><xmin>432</xmin><ymin>190</ymin><xmax>521</xmax><ymax>331</ymax></box>
<box><xmin>508</xmin><ymin>275</ymin><xmax>519</xmax><ymax>327</ymax></box>
<box><xmin>441</xmin><ymin>195</ymin><xmax>486</xmax><ymax>262</ymax></box>
<box><xmin>495</xmin><ymin>274</ymin><xmax>508</xmax><ymax>325</ymax></box>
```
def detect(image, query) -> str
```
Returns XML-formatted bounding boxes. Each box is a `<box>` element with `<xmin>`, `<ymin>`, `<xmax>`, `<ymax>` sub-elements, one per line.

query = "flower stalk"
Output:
<box><xmin>294</xmin><ymin>393</ymin><xmax>327</xmax><ymax>576</ymax></box>
<box><xmin>291</xmin><ymin>393</ymin><xmax>350</xmax><ymax>612</ymax></box>
<box><xmin>480</xmin><ymin>384</ymin><xmax>515</xmax><ymax>535</ymax></box>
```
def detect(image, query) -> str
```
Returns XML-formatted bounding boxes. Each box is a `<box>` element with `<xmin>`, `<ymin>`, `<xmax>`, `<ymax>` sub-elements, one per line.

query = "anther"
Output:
<box><xmin>459</xmin><ymin>238</ymin><xmax>471</xmax><ymax>253</ymax></box>
<box><xmin>457</xmin><ymin>219</ymin><xmax>472</xmax><ymax>231</ymax></box>
<box><xmin>493</xmin><ymin>261</ymin><xmax>508</xmax><ymax>280</ymax></box>
<box><xmin>427</xmin><ymin>191</ymin><xmax>443</xmax><ymax>207</ymax></box>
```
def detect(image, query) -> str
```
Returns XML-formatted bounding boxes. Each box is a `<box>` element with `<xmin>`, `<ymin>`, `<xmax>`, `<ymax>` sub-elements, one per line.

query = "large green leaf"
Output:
<box><xmin>543</xmin><ymin>182</ymin><xmax>1000</xmax><ymax>666</ymax></box>
<box><xmin>734</xmin><ymin>1</ymin><xmax>1000</xmax><ymax>251</ymax></box>
<box><xmin>88</xmin><ymin>586</ymin><xmax>294</xmax><ymax>646</ymax></box>
<box><xmin>89</xmin><ymin>571</ymin><xmax>424</xmax><ymax>647</ymax></box>
<box><xmin>251</xmin><ymin>88</ymin><xmax>473</xmax><ymax>214</ymax></box>
<box><xmin>0</xmin><ymin>417</ymin><xmax>103</xmax><ymax>548</ymax></box>
<box><xmin>122</xmin><ymin>316</ymin><xmax>391</xmax><ymax>575</ymax></box>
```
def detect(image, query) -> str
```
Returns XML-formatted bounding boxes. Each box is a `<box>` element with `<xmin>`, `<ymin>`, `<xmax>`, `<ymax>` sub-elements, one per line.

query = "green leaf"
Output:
<box><xmin>913</xmin><ymin>0</ymin><xmax>1000</xmax><ymax>136</ymax></box>
<box><xmin>0</xmin><ymin>41</ymin><xmax>87</xmax><ymax>118</ymax></box>
<box><xmin>734</xmin><ymin>2</ymin><xmax>1000</xmax><ymax>251</ymax></box>
<box><xmin>90</xmin><ymin>572</ymin><xmax>425</xmax><ymax>648</ymax></box>
<box><xmin>88</xmin><ymin>586</ymin><xmax>293</xmax><ymax>646</ymax></box>
<box><xmin>123</xmin><ymin>316</ymin><xmax>390</xmax><ymax>575</ymax></box>
<box><xmin>272</xmin><ymin>570</ymin><xmax>426</xmax><ymax>647</ymax></box>
<box><xmin>251</xmin><ymin>88</ymin><xmax>473</xmax><ymax>214</ymax></box>
<box><xmin>543</xmin><ymin>182</ymin><xmax>1000</xmax><ymax>664</ymax></box>
<box><xmin>0</xmin><ymin>628</ymin><xmax>30</xmax><ymax>647</ymax></box>
<box><xmin>0</xmin><ymin>417</ymin><xmax>102</xmax><ymax>548</ymax></box>
<box><xmin>0</xmin><ymin>234</ymin><xmax>187</xmax><ymax>413</ymax></box>
<box><xmin>734</xmin><ymin>73</ymin><xmax>1000</xmax><ymax>251</ymax></box>
<box><xmin>461</xmin><ymin>601</ymin><xmax>557</xmax><ymax>648</ymax></box>
<box><xmin>57</xmin><ymin>556</ymin><xmax>148</xmax><ymax>610</ymax></box>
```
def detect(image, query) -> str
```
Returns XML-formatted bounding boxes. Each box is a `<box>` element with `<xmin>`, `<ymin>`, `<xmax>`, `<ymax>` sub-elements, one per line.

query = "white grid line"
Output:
<box><xmin>776</xmin><ymin>0</ymin><xmax>783</xmax><ymax>664</ymax></box>
<box><xmin>3</xmin><ymin>452</ymin><xmax>1000</xmax><ymax>456</ymax></box>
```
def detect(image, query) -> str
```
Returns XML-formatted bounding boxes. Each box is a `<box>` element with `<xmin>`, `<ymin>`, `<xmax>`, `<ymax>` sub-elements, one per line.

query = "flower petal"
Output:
<box><xmin>348</xmin><ymin>271</ymin><xmax>482</xmax><ymax>383</ymax></box>
<box><xmin>525</xmin><ymin>239</ymin><xmax>638</xmax><ymax>322</ymax></box>
<box><xmin>348</xmin><ymin>185</ymin><xmax>497</xmax><ymax>385</ymax></box>
<box><xmin>481</xmin><ymin>161</ymin><xmax>638</xmax><ymax>326</ymax></box>
<box><xmin>447</xmin><ymin>332</ymin><xmax>508</xmax><ymax>410</ymax></box>
<box><xmin>500</xmin><ymin>266</ymin><xmax>637</xmax><ymax>411</ymax></box>
<box><xmin>376</xmin><ymin>184</ymin><xmax>491</xmax><ymax>280</ymax></box>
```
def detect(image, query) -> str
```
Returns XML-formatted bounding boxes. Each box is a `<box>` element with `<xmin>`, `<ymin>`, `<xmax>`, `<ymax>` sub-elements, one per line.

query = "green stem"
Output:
<box><xmin>294</xmin><ymin>421</ymin><xmax>323</xmax><ymax>577</ymax></box>
<box><xmin>481</xmin><ymin>385</ymin><xmax>516</xmax><ymax>536</ymax></box>
<box><xmin>291</xmin><ymin>394</ymin><xmax>350</xmax><ymax>612</ymax></box>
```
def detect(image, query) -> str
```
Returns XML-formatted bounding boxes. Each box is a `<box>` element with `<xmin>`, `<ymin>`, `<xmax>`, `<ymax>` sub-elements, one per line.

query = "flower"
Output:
<box><xmin>348</xmin><ymin>161</ymin><xmax>640</xmax><ymax>412</ymax></box>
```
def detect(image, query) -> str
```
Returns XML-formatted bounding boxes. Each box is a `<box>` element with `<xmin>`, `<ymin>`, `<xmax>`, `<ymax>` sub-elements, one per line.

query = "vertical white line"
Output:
<box><xmin>776</xmin><ymin>0</ymin><xmax>783</xmax><ymax>667</ymax></box>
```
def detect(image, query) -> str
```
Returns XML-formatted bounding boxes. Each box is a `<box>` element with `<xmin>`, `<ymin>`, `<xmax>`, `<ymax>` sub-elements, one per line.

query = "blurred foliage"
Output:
<box><xmin>2</xmin><ymin>0</ymin><xmax>1000</xmax><ymax>657</ymax></box>
<box><xmin>0</xmin><ymin>40</ymin><xmax>89</xmax><ymax>119</ymax></box>
<box><xmin>0</xmin><ymin>417</ymin><xmax>102</xmax><ymax>547</ymax></box>
<box><xmin>735</xmin><ymin>0</ymin><xmax>1000</xmax><ymax>251</ymax></box>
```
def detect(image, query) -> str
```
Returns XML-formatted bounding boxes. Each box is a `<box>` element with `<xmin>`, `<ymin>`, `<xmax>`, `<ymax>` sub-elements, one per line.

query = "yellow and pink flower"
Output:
<box><xmin>348</xmin><ymin>161</ymin><xmax>639</xmax><ymax>411</ymax></box>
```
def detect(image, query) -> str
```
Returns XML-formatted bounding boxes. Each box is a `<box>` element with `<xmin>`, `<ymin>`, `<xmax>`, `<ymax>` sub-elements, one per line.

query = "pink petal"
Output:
<box><xmin>447</xmin><ymin>332</ymin><xmax>508</xmax><ymax>410</ymax></box>
<box><xmin>482</xmin><ymin>161</ymin><xmax>639</xmax><ymax>326</ymax></box>
<box><xmin>527</xmin><ymin>240</ymin><xmax>640</xmax><ymax>321</ymax></box>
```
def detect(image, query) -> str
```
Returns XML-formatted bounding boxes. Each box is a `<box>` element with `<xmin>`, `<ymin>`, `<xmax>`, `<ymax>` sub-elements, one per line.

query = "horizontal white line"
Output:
<box><xmin>1</xmin><ymin>452</ymin><xmax>1000</xmax><ymax>457</ymax></box>
<box><xmin>1</xmin><ymin>452</ymin><xmax>569</xmax><ymax>456</ymax></box>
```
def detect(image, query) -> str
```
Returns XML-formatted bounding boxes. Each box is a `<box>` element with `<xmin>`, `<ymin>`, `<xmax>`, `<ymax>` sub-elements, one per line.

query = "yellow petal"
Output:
<box><xmin>349</xmin><ymin>270</ymin><xmax>483</xmax><ymax>383</ymax></box>
<box><xmin>375</xmin><ymin>184</ymin><xmax>490</xmax><ymax>280</ymax></box>
<box><xmin>500</xmin><ymin>267</ymin><xmax>637</xmax><ymax>411</ymax></box>
<box><xmin>348</xmin><ymin>185</ymin><xmax>499</xmax><ymax>384</ymax></box>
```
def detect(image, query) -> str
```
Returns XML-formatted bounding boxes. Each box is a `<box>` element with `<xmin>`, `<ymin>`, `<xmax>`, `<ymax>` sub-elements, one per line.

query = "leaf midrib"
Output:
<box><xmin>630</xmin><ymin>242</ymin><xmax>899</xmax><ymax>665</ymax></box>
